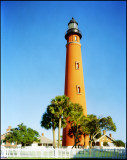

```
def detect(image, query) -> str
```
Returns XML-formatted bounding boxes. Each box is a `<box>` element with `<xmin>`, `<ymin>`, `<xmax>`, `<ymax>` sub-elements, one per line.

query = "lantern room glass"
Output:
<box><xmin>68</xmin><ymin>23</ymin><xmax>78</xmax><ymax>29</ymax></box>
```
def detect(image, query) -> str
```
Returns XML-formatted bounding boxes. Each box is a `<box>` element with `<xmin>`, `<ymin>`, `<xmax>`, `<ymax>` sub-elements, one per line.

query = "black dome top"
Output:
<box><xmin>65</xmin><ymin>17</ymin><xmax>82</xmax><ymax>40</ymax></box>
<box><xmin>68</xmin><ymin>17</ymin><xmax>78</xmax><ymax>25</ymax></box>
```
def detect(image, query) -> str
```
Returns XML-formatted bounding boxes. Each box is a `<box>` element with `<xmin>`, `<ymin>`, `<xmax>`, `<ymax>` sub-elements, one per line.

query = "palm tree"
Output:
<box><xmin>49</xmin><ymin>95</ymin><xmax>71</xmax><ymax>148</ymax></box>
<box><xmin>68</xmin><ymin>103</ymin><xmax>84</xmax><ymax>148</ymax></box>
<box><xmin>40</xmin><ymin>105</ymin><xmax>58</xmax><ymax>148</ymax></box>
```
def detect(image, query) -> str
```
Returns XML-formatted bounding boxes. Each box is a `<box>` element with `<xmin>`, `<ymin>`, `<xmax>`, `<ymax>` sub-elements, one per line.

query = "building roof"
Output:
<box><xmin>94</xmin><ymin>134</ymin><xmax>115</xmax><ymax>142</ymax></box>
<box><xmin>1</xmin><ymin>131</ymin><xmax>11</xmax><ymax>140</ymax></box>
<box><xmin>1</xmin><ymin>126</ymin><xmax>12</xmax><ymax>139</ymax></box>
<box><xmin>39</xmin><ymin>135</ymin><xmax>53</xmax><ymax>144</ymax></box>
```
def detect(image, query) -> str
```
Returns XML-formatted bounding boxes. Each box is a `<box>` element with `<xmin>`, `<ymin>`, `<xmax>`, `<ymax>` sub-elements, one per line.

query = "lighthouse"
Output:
<box><xmin>62</xmin><ymin>18</ymin><xmax>89</xmax><ymax>147</ymax></box>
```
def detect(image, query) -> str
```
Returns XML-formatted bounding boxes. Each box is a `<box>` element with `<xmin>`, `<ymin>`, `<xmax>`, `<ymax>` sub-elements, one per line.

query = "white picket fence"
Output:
<box><xmin>1</xmin><ymin>147</ymin><xmax>126</xmax><ymax>159</ymax></box>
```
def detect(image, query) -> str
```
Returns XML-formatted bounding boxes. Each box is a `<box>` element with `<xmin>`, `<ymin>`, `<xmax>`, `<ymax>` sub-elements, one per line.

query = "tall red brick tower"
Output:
<box><xmin>62</xmin><ymin>18</ymin><xmax>89</xmax><ymax>147</ymax></box>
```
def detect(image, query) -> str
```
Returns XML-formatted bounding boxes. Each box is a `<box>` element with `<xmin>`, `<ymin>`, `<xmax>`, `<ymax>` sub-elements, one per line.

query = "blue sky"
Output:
<box><xmin>1</xmin><ymin>1</ymin><xmax>126</xmax><ymax>143</ymax></box>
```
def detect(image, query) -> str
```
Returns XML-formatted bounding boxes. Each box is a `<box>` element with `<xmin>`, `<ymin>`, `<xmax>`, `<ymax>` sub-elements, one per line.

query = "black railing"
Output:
<box><xmin>65</xmin><ymin>28</ymin><xmax>82</xmax><ymax>39</ymax></box>
<box><xmin>65</xmin><ymin>28</ymin><xmax>82</xmax><ymax>35</ymax></box>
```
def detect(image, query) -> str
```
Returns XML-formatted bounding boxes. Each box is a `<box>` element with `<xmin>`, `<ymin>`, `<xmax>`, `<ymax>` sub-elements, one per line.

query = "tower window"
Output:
<box><xmin>75</xmin><ymin>62</ymin><xmax>79</xmax><ymax>70</ymax></box>
<box><xmin>75</xmin><ymin>36</ymin><xmax>77</xmax><ymax>41</ymax></box>
<box><xmin>76</xmin><ymin>85</ymin><xmax>81</xmax><ymax>94</ymax></box>
<box><xmin>78</xmin><ymin>87</ymin><xmax>80</xmax><ymax>93</ymax></box>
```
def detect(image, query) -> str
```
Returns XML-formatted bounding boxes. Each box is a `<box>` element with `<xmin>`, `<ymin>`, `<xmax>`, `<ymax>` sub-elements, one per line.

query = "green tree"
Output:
<box><xmin>99</xmin><ymin>116</ymin><xmax>117</xmax><ymax>132</ymax></box>
<box><xmin>4</xmin><ymin>123</ymin><xmax>39</xmax><ymax>146</ymax></box>
<box><xmin>68</xmin><ymin>103</ymin><xmax>84</xmax><ymax>148</ymax></box>
<box><xmin>81</xmin><ymin>115</ymin><xmax>117</xmax><ymax>148</ymax></box>
<box><xmin>50</xmin><ymin>95</ymin><xmax>72</xmax><ymax>148</ymax></box>
<box><xmin>113</xmin><ymin>140</ymin><xmax>125</xmax><ymax>147</ymax></box>
<box><xmin>81</xmin><ymin>114</ymin><xmax>100</xmax><ymax>148</ymax></box>
<box><xmin>94</xmin><ymin>132</ymin><xmax>101</xmax><ymax>139</ymax></box>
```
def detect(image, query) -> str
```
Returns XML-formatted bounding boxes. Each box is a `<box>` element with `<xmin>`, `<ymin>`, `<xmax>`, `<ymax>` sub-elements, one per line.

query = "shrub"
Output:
<box><xmin>103</xmin><ymin>142</ymin><xmax>108</xmax><ymax>146</ymax></box>
<box><xmin>113</xmin><ymin>140</ymin><xmax>125</xmax><ymax>147</ymax></box>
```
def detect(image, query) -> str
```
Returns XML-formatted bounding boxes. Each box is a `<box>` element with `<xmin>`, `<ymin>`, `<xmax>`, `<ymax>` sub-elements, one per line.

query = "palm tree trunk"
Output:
<box><xmin>58</xmin><ymin>117</ymin><xmax>61</xmax><ymax>148</ymax></box>
<box><xmin>53</xmin><ymin>127</ymin><xmax>56</xmax><ymax>149</ymax></box>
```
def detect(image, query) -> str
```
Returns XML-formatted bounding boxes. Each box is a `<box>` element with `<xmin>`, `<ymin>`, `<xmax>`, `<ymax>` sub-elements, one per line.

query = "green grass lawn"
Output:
<box><xmin>74</xmin><ymin>150</ymin><xmax>125</xmax><ymax>159</ymax></box>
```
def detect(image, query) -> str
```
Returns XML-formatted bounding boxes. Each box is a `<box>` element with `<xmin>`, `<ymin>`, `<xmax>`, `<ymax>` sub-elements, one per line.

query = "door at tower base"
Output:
<box><xmin>62</xmin><ymin>18</ymin><xmax>89</xmax><ymax>147</ymax></box>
